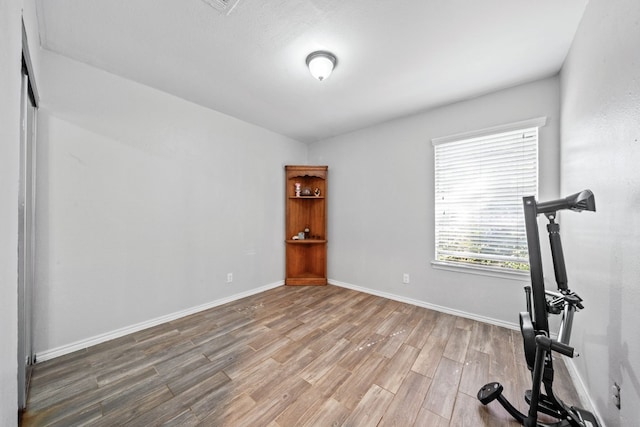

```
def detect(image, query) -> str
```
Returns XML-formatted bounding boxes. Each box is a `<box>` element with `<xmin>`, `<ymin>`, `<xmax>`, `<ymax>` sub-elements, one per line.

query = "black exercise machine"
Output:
<box><xmin>477</xmin><ymin>190</ymin><xmax>601</xmax><ymax>427</ymax></box>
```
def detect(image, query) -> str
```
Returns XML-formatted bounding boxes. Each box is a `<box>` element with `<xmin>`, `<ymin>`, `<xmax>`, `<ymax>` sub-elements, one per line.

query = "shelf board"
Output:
<box><xmin>286</xmin><ymin>239</ymin><xmax>327</xmax><ymax>244</ymax></box>
<box><xmin>288</xmin><ymin>196</ymin><xmax>325</xmax><ymax>199</ymax></box>
<box><xmin>285</xmin><ymin>274</ymin><xmax>327</xmax><ymax>286</ymax></box>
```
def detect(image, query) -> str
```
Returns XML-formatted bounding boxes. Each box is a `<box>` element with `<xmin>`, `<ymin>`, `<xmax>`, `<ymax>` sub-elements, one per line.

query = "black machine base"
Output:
<box><xmin>525</xmin><ymin>389</ymin><xmax>565</xmax><ymax>418</ymax></box>
<box><xmin>569</xmin><ymin>407</ymin><xmax>599</xmax><ymax>427</ymax></box>
<box><xmin>478</xmin><ymin>382</ymin><xmax>600</xmax><ymax>427</ymax></box>
<box><xmin>478</xmin><ymin>382</ymin><xmax>503</xmax><ymax>405</ymax></box>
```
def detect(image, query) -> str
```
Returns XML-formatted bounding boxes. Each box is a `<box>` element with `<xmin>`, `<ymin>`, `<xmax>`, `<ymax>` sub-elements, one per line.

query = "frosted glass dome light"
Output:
<box><xmin>306</xmin><ymin>51</ymin><xmax>337</xmax><ymax>81</ymax></box>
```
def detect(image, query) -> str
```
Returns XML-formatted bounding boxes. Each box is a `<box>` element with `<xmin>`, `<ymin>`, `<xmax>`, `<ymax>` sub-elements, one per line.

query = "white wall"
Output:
<box><xmin>308</xmin><ymin>76</ymin><xmax>561</xmax><ymax>326</ymax></box>
<box><xmin>34</xmin><ymin>50</ymin><xmax>307</xmax><ymax>355</ymax></box>
<box><xmin>561</xmin><ymin>0</ymin><xmax>640</xmax><ymax>425</ymax></box>
<box><xmin>0</xmin><ymin>1</ymin><xmax>22</xmax><ymax>424</ymax></box>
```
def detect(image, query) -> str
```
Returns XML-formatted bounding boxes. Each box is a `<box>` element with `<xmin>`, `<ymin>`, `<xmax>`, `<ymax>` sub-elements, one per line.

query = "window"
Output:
<box><xmin>432</xmin><ymin>117</ymin><xmax>545</xmax><ymax>274</ymax></box>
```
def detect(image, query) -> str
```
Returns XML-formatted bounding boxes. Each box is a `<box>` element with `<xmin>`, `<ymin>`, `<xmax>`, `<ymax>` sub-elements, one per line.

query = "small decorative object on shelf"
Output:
<box><xmin>285</xmin><ymin>165</ymin><xmax>328</xmax><ymax>286</ymax></box>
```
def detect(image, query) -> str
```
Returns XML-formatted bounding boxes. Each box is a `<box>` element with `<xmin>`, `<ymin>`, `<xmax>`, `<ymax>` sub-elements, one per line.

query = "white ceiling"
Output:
<box><xmin>36</xmin><ymin>0</ymin><xmax>588</xmax><ymax>142</ymax></box>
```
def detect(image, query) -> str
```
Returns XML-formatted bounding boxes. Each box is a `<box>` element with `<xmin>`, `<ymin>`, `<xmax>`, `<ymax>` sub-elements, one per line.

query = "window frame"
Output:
<box><xmin>431</xmin><ymin>117</ymin><xmax>546</xmax><ymax>279</ymax></box>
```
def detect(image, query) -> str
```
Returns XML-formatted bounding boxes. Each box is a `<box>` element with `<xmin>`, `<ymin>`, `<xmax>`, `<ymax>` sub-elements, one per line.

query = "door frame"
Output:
<box><xmin>18</xmin><ymin>19</ymin><xmax>39</xmax><ymax>413</ymax></box>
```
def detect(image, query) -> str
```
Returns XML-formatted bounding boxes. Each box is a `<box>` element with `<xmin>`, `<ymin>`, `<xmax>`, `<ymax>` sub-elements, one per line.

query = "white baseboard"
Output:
<box><xmin>328</xmin><ymin>279</ymin><xmax>519</xmax><ymax>331</ymax></box>
<box><xmin>36</xmin><ymin>280</ymin><xmax>284</xmax><ymax>363</ymax></box>
<box><xmin>563</xmin><ymin>357</ymin><xmax>604</xmax><ymax>424</ymax></box>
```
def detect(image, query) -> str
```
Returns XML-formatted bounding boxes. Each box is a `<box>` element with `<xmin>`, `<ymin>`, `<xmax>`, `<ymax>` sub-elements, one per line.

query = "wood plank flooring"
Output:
<box><xmin>21</xmin><ymin>285</ymin><xmax>582</xmax><ymax>426</ymax></box>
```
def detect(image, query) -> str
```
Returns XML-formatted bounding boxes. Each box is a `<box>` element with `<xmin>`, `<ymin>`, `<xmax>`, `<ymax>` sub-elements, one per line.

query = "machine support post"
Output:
<box><xmin>523</xmin><ymin>196</ymin><xmax>548</xmax><ymax>333</ymax></box>
<box><xmin>524</xmin><ymin>344</ymin><xmax>547</xmax><ymax>427</ymax></box>
<box><xmin>547</xmin><ymin>219</ymin><xmax>569</xmax><ymax>291</ymax></box>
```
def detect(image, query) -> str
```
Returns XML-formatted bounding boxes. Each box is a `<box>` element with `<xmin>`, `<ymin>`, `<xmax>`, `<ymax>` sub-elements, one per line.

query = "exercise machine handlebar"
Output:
<box><xmin>536</xmin><ymin>189</ymin><xmax>596</xmax><ymax>215</ymax></box>
<box><xmin>535</xmin><ymin>335</ymin><xmax>574</xmax><ymax>358</ymax></box>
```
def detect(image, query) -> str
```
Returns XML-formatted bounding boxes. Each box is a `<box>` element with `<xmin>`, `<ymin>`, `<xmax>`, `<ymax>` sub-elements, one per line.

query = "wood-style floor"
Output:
<box><xmin>22</xmin><ymin>285</ymin><xmax>582</xmax><ymax>426</ymax></box>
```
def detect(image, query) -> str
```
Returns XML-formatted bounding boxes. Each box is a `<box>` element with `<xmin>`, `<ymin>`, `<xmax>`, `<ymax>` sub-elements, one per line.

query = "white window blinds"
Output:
<box><xmin>433</xmin><ymin>119</ymin><xmax>543</xmax><ymax>272</ymax></box>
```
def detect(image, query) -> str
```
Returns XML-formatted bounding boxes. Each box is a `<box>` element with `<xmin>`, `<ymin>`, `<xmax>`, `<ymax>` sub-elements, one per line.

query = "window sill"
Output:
<box><xmin>431</xmin><ymin>260</ymin><xmax>531</xmax><ymax>281</ymax></box>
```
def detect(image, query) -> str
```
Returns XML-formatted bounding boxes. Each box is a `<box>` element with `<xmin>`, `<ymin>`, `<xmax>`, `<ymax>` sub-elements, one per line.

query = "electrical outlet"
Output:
<box><xmin>226</xmin><ymin>273</ymin><xmax>233</xmax><ymax>283</ymax></box>
<box><xmin>403</xmin><ymin>273</ymin><xmax>410</xmax><ymax>284</ymax></box>
<box><xmin>612</xmin><ymin>382</ymin><xmax>621</xmax><ymax>409</ymax></box>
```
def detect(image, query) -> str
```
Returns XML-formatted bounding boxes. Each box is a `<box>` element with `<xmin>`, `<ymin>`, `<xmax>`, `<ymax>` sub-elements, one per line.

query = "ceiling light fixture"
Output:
<box><xmin>306</xmin><ymin>51</ymin><xmax>337</xmax><ymax>81</ymax></box>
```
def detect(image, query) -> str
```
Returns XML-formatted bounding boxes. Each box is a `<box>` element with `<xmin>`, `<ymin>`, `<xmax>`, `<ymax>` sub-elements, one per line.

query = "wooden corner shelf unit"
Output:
<box><xmin>285</xmin><ymin>165</ymin><xmax>327</xmax><ymax>286</ymax></box>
